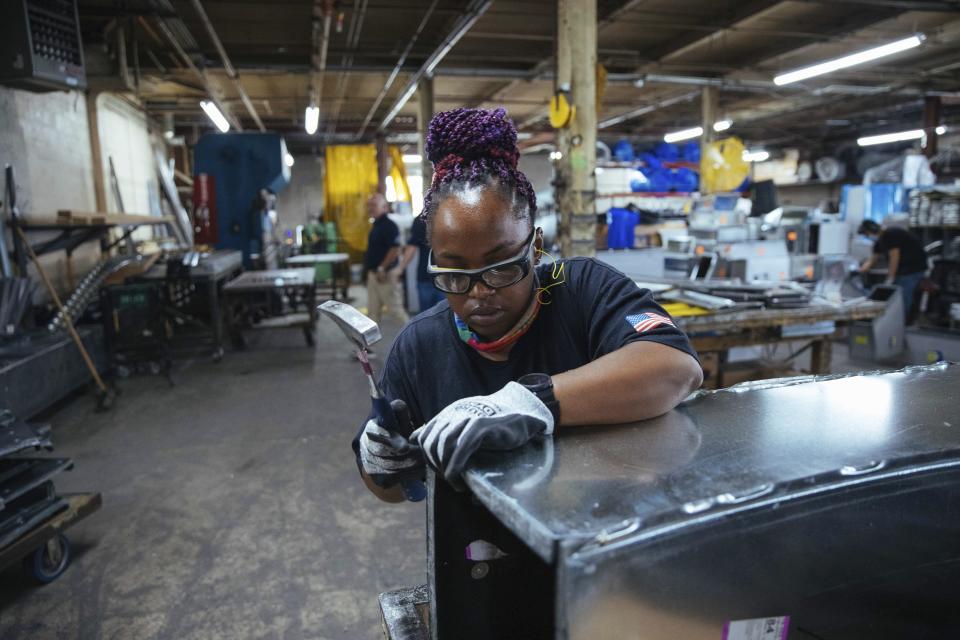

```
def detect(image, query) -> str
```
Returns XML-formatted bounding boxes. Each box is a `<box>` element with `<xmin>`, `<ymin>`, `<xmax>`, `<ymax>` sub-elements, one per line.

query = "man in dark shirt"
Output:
<box><xmin>398</xmin><ymin>214</ymin><xmax>445</xmax><ymax>312</ymax></box>
<box><xmin>364</xmin><ymin>193</ymin><xmax>408</xmax><ymax>324</ymax></box>
<box><xmin>858</xmin><ymin>220</ymin><xmax>927</xmax><ymax>320</ymax></box>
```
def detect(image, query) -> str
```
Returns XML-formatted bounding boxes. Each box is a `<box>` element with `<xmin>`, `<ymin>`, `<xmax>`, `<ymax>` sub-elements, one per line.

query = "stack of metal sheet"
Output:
<box><xmin>0</xmin><ymin>406</ymin><xmax>71</xmax><ymax>552</ymax></box>
<box><xmin>655</xmin><ymin>280</ymin><xmax>812</xmax><ymax>312</ymax></box>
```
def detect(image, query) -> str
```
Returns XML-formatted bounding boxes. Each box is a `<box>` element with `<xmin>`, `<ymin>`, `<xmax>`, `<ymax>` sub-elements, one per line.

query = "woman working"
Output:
<box><xmin>354</xmin><ymin>108</ymin><xmax>702</xmax><ymax>501</ymax></box>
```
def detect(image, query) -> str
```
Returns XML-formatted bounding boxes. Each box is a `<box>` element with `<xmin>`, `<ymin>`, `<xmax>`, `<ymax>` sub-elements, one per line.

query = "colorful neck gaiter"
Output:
<box><xmin>453</xmin><ymin>297</ymin><xmax>541</xmax><ymax>354</ymax></box>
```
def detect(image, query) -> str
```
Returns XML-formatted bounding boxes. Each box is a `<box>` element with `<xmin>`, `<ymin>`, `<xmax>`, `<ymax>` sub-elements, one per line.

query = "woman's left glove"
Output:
<box><xmin>411</xmin><ymin>381</ymin><xmax>554</xmax><ymax>488</ymax></box>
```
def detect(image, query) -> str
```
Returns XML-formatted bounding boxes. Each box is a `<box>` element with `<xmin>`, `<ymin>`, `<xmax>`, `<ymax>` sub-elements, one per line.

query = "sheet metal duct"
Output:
<box><xmin>426</xmin><ymin>364</ymin><xmax>960</xmax><ymax>639</ymax></box>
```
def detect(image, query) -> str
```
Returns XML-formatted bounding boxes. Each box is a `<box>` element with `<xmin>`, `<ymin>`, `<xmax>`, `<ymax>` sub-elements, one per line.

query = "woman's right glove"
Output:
<box><xmin>358</xmin><ymin>400</ymin><xmax>424</xmax><ymax>488</ymax></box>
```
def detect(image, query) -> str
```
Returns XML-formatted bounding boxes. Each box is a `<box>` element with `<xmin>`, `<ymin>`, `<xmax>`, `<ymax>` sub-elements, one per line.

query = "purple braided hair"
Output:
<box><xmin>422</xmin><ymin>107</ymin><xmax>537</xmax><ymax>236</ymax></box>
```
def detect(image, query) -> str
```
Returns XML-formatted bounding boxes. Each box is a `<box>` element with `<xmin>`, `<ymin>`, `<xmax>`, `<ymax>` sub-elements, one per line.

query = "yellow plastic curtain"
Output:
<box><xmin>388</xmin><ymin>146</ymin><xmax>411</xmax><ymax>203</ymax></box>
<box><xmin>324</xmin><ymin>144</ymin><xmax>379</xmax><ymax>257</ymax></box>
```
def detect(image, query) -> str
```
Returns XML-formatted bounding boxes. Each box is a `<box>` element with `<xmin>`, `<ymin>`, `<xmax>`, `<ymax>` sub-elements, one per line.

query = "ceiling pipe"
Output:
<box><xmin>152</xmin><ymin>17</ymin><xmax>242</xmax><ymax>130</ymax></box>
<box><xmin>598</xmin><ymin>90</ymin><xmax>700</xmax><ymax>129</ymax></box>
<box><xmin>378</xmin><ymin>0</ymin><xmax>493</xmax><ymax>131</ymax></box>
<box><xmin>356</xmin><ymin>0</ymin><xmax>440</xmax><ymax>138</ymax></box>
<box><xmin>188</xmin><ymin>0</ymin><xmax>265</xmax><ymax>131</ymax></box>
<box><xmin>310</xmin><ymin>0</ymin><xmax>334</xmax><ymax>115</ymax></box>
<box><xmin>326</xmin><ymin>0</ymin><xmax>369</xmax><ymax>135</ymax></box>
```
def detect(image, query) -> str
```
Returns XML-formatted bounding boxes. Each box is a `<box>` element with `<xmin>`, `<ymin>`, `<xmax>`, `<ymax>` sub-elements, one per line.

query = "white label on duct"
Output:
<box><xmin>722</xmin><ymin>616</ymin><xmax>790</xmax><ymax>640</ymax></box>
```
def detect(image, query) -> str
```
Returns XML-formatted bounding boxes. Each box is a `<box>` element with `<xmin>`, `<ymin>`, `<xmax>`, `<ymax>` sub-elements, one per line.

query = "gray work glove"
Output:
<box><xmin>359</xmin><ymin>400</ymin><xmax>424</xmax><ymax>488</ymax></box>
<box><xmin>411</xmin><ymin>382</ymin><xmax>554</xmax><ymax>489</ymax></box>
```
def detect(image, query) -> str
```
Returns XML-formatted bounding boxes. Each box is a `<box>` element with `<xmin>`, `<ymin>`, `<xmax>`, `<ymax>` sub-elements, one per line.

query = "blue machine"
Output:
<box><xmin>193</xmin><ymin>133</ymin><xmax>290</xmax><ymax>267</ymax></box>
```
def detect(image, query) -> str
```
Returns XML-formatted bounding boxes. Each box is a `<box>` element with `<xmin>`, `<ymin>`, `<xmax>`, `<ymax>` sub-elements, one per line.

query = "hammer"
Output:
<box><xmin>318</xmin><ymin>300</ymin><xmax>425</xmax><ymax>502</ymax></box>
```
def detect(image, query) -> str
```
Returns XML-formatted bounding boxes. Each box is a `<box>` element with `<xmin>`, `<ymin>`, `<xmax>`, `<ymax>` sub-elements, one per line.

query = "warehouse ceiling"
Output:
<box><xmin>78</xmin><ymin>0</ymin><xmax>960</xmax><ymax>153</ymax></box>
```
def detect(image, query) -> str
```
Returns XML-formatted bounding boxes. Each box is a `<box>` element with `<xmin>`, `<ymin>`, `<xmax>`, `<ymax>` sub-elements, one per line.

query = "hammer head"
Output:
<box><xmin>318</xmin><ymin>300</ymin><xmax>382</xmax><ymax>350</ymax></box>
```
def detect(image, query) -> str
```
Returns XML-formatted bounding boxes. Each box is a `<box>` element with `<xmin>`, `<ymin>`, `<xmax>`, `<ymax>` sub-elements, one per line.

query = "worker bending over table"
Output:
<box><xmin>353</xmin><ymin>107</ymin><xmax>703</xmax><ymax>501</ymax></box>
<box><xmin>858</xmin><ymin>219</ymin><xmax>927</xmax><ymax>320</ymax></box>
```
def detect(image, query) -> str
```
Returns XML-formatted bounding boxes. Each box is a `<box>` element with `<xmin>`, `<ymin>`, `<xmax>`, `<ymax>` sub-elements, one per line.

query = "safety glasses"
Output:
<box><xmin>427</xmin><ymin>228</ymin><xmax>538</xmax><ymax>294</ymax></box>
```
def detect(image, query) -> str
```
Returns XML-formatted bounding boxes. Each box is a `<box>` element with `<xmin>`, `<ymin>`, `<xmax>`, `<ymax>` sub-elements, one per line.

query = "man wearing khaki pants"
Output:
<box><xmin>364</xmin><ymin>193</ymin><xmax>409</xmax><ymax>325</ymax></box>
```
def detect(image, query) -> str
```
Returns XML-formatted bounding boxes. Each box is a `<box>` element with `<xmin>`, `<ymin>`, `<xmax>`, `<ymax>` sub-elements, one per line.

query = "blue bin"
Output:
<box><xmin>608</xmin><ymin>208</ymin><xmax>639</xmax><ymax>249</ymax></box>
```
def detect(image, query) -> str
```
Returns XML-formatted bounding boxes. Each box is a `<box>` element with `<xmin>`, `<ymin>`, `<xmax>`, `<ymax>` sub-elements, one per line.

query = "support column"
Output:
<box><xmin>555</xmin><ymin>0</ymin><xmax>597</xmax><ymax>258</ymax></box>
<box><xmin>375</xmin><ymin>133</ymin><xmax>388</xmax><ymax>195</ymax></box>
<box><xmin>923</xmin><ymin>95</ymin><xmax>941</xmax><ymax>158</ymax></box>
<box><xmin>701</xmin><ymin>85</ymin><xmax>718</xmax><ymax>145</ymax></box>
<box><xmin>85</xmin><ymin>92</ymin><xmax>107</xmax><ymax>212</ymax></box>
<box><xmin>418</xmin><ymin>74</ymin><xmax>435</xmax><ymax>190</ymax></box>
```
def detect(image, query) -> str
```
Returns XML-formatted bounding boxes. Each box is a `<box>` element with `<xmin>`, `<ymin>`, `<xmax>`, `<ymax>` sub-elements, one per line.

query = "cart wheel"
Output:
<box><xmin>25</xmin><ymin>534</ymin><xmax>71</xmax><ymax>584</ymax></box>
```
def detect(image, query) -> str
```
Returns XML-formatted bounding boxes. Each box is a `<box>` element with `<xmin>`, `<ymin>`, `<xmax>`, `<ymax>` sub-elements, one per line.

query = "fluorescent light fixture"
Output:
<box><xmin>200</xmin><ymin>100</ymin><xmax>229</xmax><ymax>133</ymax></box>
<box><xmin>713</xmin><ymin>120</ymin><xmax>732</xmax><ymax>132</ymax></box>
<box><xmin>774</xmin><ymin>34</ymin><xmax>924</xmax><ymax>86</ymax></box>
<box><xmin>284</xmin><ymin>153</ymin><xmax>295</xmax><ymax>167</ymax></box>
<box><xmin>857</xmin><ymin>129</ymin><xmax>925</xmax><ymax>147</ymax></box>
<box><xmin>936</xmin><ymin>125</ymin><xmax>947</xmax><ymax>135</ymax></box>
<box><xmin>402</xmin><ymin>154</ymin><xmax>422</xmax><ymax>164</ymax></box>
<box><xmin>664</xmin><ymin>126</ymin><xmax>703</xmax><ymax>143</ymax></box>
<box><xmin>742</xmin><ymin>149</ymin><xmax>770</xmax><ymax>163</ymax></box>
<box><xmin>305</xmin><ymin>104</ymin><xmax>320</xmax><ymax>135</ymax></box>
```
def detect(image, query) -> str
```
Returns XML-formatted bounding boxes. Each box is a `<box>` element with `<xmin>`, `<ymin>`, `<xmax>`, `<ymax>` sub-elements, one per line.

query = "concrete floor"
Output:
<box><xmin>0</xmin><ymin>289</ymin><xmax>906</xmax><ymax>639</ymax></box>
<box><xmin>0</xmin><ymin>297</ymin><xmax>422</xmax><ymax>639</ymax></box>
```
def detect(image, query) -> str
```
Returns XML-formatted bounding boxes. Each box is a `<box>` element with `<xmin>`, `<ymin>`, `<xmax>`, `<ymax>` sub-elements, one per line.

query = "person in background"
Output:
<box><xmin>398</xmin><ymin>214</ymin><xmax>445</xmax><ymax>312</ymax></box>
<box><xmin>858</xmin><ymin>220</ymin><xmax>927</xmax><ymax>321</ymax></box>
<box><xmin>364</xmin><ymin>193</ymin><xmax>409</xmax><ymax>325</ymax></box>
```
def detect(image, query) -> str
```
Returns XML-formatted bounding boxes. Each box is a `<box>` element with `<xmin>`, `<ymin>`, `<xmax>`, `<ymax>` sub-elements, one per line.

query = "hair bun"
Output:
<box><xmin>425</xmin><ymin>108</ymin><xmax>519</xmax><ymax>167</ymax></box>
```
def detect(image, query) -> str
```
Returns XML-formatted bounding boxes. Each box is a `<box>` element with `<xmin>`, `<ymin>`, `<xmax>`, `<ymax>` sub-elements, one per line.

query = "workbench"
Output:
<box><xmin>284</xmin><ymin>253</ymin><xmax>350</xmax><ymax>300</ymax></box>
<box><xmin>133</xmin><ymin>250</ymin><xmax>243</xmax><ymax>360</ymax></box>
<box><xmin>223</xmin><ymin>268</ymin><xmax>317</xmax><ymax>347</ymax></box>
<box><xmin>382</xmin><ymin>363</ymin><xmax>960</xmax><ymax>639</ymax></box>
<box><xmin>675</xmin><ymin>300</ymin><xmax>887</xmax><ymax>386</ymax></box>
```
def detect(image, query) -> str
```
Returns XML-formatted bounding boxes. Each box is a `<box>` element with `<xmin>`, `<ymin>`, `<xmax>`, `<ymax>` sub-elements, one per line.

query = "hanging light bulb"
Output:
<box><xmin>305</xmin><ymin>103</ymin><xmax>320</xmax><ymax>135</ymax></box>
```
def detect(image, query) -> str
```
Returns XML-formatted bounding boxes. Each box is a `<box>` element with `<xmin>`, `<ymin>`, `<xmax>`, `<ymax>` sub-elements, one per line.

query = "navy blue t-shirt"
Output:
<box><xmin>352</xmin><ymin>257</ymin><xmax>699</xmax><ymax>455</ymax></box>
<box><xmin>364</xmin><ymin>215</ymin><xmax>400</xmax><ymax>272</ymax></box>
<box><xmin>408</xmin><ymin>215</ymin><xmax>431</xmax><ymax>283</ymax></box>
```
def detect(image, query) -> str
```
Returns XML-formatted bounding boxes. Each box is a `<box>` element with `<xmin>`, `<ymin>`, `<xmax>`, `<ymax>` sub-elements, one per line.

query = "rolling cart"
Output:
<box><xmin>0</xmin><ymin>492</ymin><xmax>101</xmax><ymax>583</ymax></box>
<box><xmin>0</xmin><ymin>407</ymin><xmax>101</xmax><ymax>584</ymax></box>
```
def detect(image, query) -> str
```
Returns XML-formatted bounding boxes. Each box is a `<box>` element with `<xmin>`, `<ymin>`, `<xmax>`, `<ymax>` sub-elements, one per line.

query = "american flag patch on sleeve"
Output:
<box><xmin>626</xmin><ymin>312</ymin><xmax>675</xmax><ymax>333</ymax></box>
